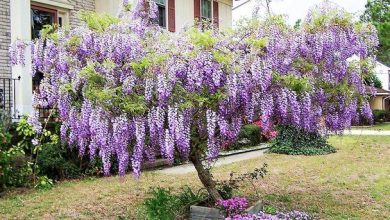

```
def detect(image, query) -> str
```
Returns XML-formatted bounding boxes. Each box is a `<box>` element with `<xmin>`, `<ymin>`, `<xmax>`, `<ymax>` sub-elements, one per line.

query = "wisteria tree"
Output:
<box><xmin>10</xmin><ymin>1</ymin><xmax>378</xmax><ymax>201</ymax></box>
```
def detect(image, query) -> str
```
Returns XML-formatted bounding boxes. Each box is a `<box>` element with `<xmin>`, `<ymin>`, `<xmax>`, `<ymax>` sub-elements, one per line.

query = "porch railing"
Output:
<box><xmin>0</xmin><ymin>76</ymin><xmax>21</xmax><ymax>119</ymax></box>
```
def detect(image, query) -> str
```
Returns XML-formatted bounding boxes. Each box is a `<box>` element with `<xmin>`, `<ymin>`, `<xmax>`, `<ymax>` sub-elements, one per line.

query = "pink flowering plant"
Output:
<box><xmin>216</xmin><ymin>197</ymin><xmax>249</xmax><ymax>217</ymax></box>
<box><xmin>253</xmin><ymin>117</ymin><xmax>277</xmax><ymax>140</ymax></box>
<box><xmin>10</xmin><ymin>0</ymin><xmax>378</xmax><ymax>202</ymax></box>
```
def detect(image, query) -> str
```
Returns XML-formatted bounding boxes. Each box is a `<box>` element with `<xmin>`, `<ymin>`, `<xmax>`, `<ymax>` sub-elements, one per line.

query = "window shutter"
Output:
<box><xmin>213</xmin><ymin>0</ymin><xmax>219</xmax><ymax>27</ymax></box>
<box><xmin>194</xmin><ymin>0</ymin><xmax>201</xmax><ymax>20</ymax></box>
<box><xmin>168</xmin><ymin>0</ymin><xmax>175</xmax><ymax>32</ymax></box>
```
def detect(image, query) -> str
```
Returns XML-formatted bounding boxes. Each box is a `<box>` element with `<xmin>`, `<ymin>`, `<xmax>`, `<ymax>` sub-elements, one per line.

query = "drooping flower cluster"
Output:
<box><xmin>226</xmin><ymin>210</ymin><xmax>312</xmax><ymax>220</ymax></box>
<box><xmin>10</xmin><ymin>1</ymin><xmax>378</xmax><ymax>176</ymax></box>
<box><xmin>9</xmin><ymin>41</ymin><xmax>28</xmax><ymax>66</ymax></box>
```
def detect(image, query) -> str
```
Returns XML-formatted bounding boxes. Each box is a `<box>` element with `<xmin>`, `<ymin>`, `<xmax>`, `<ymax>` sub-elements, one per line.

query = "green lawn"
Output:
<box><xmin>0</xmin><ymin>135</ymin><xmax>389</xmax><ymax>219</ymax></box>
<box><xmin>352</xmin><ymin>123</ymin><xmax>390</xmax><ymax>130</ymax></box>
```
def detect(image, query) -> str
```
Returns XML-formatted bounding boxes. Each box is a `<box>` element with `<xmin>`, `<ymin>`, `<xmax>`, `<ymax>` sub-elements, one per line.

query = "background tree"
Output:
<box><xmin>365</xmin><ymin>73</ymin><xmax>383</xmax><ymax>88</ymax></box>
<box><xmin>252</xmin><ymin>0</ymin><xmax>272</xmax><ymax>17</ymax></box>
<box><xmin>361</xmin><ymin>0</ymin><xmax>390</xmax><ymax>65</ymax></box>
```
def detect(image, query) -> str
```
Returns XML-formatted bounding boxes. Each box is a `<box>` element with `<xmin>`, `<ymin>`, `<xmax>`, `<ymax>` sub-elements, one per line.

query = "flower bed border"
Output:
<box><xmin>219</xmin><ymin>144</ymin><xmax>269</xmax><ymax>157</ymax></box>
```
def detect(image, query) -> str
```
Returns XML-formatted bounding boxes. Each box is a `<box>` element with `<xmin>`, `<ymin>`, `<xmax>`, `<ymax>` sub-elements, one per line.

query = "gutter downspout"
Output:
<box><xmin>382</xmin><ymin>96</ymin><xmax>390</xmax><ymax>110</ymax></box>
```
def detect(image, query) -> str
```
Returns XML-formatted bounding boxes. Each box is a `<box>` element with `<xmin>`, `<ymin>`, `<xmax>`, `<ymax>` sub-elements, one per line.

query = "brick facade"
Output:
<box><xmin>0</xmin><ymin>0</ymin><xmax>12</xmax><ymax>113</ymax></box>
<box><xmin>0</xmin><ymin>0</ymin><xmax>95</xmax><ymax>80</ymax></box>
<box><xmin>0</xmin><ymin>0</ymin><xmax>11</xmax><ymax>79</ymax></box>
<box><xmin>0</xmin><ymin>0</ymin><xmax>95</xmax><ymax>115</ymax></box>
<box><xmin>70</xmin><ymin>0</ymin><xmax>95</xmax><ymax>27</ymax></box>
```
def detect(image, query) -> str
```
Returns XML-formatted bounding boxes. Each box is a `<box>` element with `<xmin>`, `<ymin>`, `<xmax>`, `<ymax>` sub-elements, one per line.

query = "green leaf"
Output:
<box><xmin>78</xmin><ymin>11</ymin><xmax>121</xmax><ymax>32</ymax></box>
<box><xmin>188</xmin><ymin>28</ymin><xmax>216</xmax><ymax>48</ymax></box>
<box><xmin>246</xmin><ymin>37</ymin><xmax>269</xmax><ymax>49</ymax></box>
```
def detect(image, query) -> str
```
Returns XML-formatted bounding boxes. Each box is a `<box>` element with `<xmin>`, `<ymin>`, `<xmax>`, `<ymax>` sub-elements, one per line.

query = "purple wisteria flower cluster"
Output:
<box><xmin>10</xmin><ymin>0</ymin><xmax>378</xmax><ymax>177</ymax></box>
<box><xmin>227</xmin><ymin>210</ymin><xmax>312</xmax><ymax>220</ymax></box>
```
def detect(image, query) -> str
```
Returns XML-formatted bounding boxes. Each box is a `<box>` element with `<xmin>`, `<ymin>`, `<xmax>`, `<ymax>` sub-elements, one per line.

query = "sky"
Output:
<box><xmin>233</xmin><ymin>0</ymin><xmax>369</xmax><ymax>25</ymax></box>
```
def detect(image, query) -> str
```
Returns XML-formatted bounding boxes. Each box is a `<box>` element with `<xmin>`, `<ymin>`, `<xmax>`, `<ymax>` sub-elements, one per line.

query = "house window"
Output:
<box><xmin>153</xmin><ymin>0</ymin><xmax>166</xmax><ymax>28</ymax></box>
<box><xmin>31</xmin><ymin>5</ymin><xmax>58</xmax><ymax>92</ymax></box>
<box><xmin>30</xmin><ymin>4</ymin><xmax>69</xmax><ymax>118</ymax></box>
<box><xmin>31</xmin><ymin>5</ymin><xmax>58</xmax><ymax>39</ymax></box>
<box><xmin>201</xmin><ymin>0</ymin><xmax>212</xmax><ymax>21</ymax></box>
<box><xmin>31</xmin><ymin>5</ymin><xmax>59</xmax><ymax>119</ymax></box>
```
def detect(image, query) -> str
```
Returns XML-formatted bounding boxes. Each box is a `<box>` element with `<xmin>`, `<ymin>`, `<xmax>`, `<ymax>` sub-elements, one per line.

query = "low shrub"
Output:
<box><xmin>143</xmin><ymin>187</ymin><xmax>177</xmax><ymax>220</ymax></box>
<box><xmin>216</xmin><ymin>164</ymin><xmax>268</xmax><ymax>199</ymax></box>
<box><xmin>253</xmin><ymin>119</ymin><xmax>277</xmax><ymax>141</ymax></box>
<box><xmin>36</xmin><ymin>142</ymin><xmax>83</xmax><ymax>180</ymax></box>
<box><xmin>0</xmin><ymin>146</ymin><xmax>33</xmax><ymax>189</ymax></box>
<box><xmin>31</xmin><ymin>122</ymin><xmax>104</xmax><ymax>181</ymax></box>
<box><xmin>372</xmin><ymin>109</ymin><xmax>388</xmax><ymax>123</ymax></box>
<box><xmin>175</xmin><ymin>186</ymin><xmax>208</xmax><ymax>215</ymax></box>
<box><xmin>1</xmin><ymin>112</ymin><xmax>34</xmax><ymax>190</ymax></box>
<box><xmin>269</xmin><ymin>125</ymin><xmax>336</xmax><ymax>155</ymax></box>
<box><xmin>225</xmin><ymin>124</ymin><xmax>262</xmax><ymax>151</ymax></box>
<box><xmin>1</xmin><ymin>114</ymin><xmax>103</xmax><ymax>192</ymax></box>
<box><xmin>34</xmin><ymin>175</ymin><xmax>54</xmax><ymax>190</ymax></box>
<box><xmin>0</xmin><ymin>110</ymin><xmax>12</xmax><ymax>147</ymax></box>
<box><xmin>142</xmin><ymin>186</ymin><xmax>207</xmax><ymax>220</ymax></box>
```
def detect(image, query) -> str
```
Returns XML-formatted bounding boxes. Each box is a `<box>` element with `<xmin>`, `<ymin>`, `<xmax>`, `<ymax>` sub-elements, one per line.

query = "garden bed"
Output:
<box><xmin>219</xmin><ymin>143</ymin><xmax>269</xmax><ymax>156</ymax></box>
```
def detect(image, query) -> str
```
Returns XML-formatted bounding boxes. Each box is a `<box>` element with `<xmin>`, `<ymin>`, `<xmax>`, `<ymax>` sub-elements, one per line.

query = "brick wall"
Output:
<box><xmin>0</xmin><ymin>0</ymin><xmax>12</xmax><ymax>113</ymax></box>
<box><xmin>0</xmin><ymin>0</ymin><xmax>95</xmax><ymax>115</ymax></box>
<box><xmin>0</xmin><ymin>0</ymin><xmax>97</xmax><ymax>80</ymax></box>
<box><xmin>70</xmin><ymin>0</ymin><xmax>95</xmax><ymax>27</ymax></box>
<box><xmin>0</xmin><ymin>0</ymin><xmax>11</xmax><ymax>79</ymax></box>
<box><xmin>0</xmin><ymin>0</ymin><xmax>96</xmax><ymax>77</ymax></box>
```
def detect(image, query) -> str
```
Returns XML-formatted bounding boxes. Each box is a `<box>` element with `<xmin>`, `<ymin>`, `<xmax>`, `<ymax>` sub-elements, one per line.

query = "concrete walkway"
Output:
<box><xmin>158</xmin><ymin>148</ymin><xmax>268</xmax><ymax>175</ymax></box>
<box><xmin>343</xmin><ymin>129</ymin><xmax>390</xmax><ymax>135</ymax></box>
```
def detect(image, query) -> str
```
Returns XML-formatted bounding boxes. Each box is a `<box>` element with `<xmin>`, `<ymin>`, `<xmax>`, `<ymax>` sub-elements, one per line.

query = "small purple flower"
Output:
<box><xmin>32</xmin><ymin>139</ymin><xmax>40</xmax><ymax>146</ymax></box>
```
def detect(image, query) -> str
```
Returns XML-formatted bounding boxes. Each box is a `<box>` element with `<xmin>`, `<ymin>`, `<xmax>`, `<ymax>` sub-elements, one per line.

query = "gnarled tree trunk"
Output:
<box><xmin>190</xmin><ymin>150</ymin><xmax>222</xmax><ymax>202</ymax></box>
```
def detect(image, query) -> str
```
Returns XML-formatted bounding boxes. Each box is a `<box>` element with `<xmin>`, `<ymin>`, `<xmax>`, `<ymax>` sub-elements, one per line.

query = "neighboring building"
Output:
<box><xmin>374</xmin><ymin>61</ymin><xmax>390</xmax><ymax>91</ymax></box>
<box><xmin>0</xmin><ymin>0</ymin><xmax>233</xmax><ymax>118</ymax></box>
<box><xmin>368</xmin><ymin>62</ymin><xmax>390</xmax><ymax>111</ymax></box>
<box><xmin>367</xmin><ymin>87</ymin><xmax>390</xmax><ymax>111</ymax></box>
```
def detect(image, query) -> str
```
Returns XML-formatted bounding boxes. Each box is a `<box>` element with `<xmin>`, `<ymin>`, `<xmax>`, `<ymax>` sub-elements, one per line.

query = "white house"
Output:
<box><xmin>368</xmin><ymin>62</ymin><xmax>390</xmax><ymax>111</ymax></box>
<box><xmin>374</xmin><ymin>61</ymin><xmax>390</xmax><ymax>91</ymax></box>
<box><xmin>0</xmin><ymin>0</ymin><xmax>234</xmax><ymax>118</ymax></box>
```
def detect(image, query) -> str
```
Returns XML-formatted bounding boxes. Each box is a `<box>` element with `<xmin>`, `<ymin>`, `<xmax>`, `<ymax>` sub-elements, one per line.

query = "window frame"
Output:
<box><xmin>31</xmin><ymin>4</ymin><xmax>58</xmax><ymax>26</ymax></box>
<box><xmin>31</xmin><ymin>4</ymin><xmax>59</xmax><ymax>95</ymax></box>
<box><xmin>153</xmin><ymin>0</ymin><xmax>167</xmax><ymax>28</ymax></box>
<box><xmin>201</xmin><ymin>0</ymin><xmax>212</xmax><ymax>21</ymax></box>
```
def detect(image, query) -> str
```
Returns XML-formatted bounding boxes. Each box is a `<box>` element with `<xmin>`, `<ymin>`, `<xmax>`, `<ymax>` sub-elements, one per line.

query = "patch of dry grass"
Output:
<box><xmin>0</xmin><ymin>135</ymin><xmax>389</xmax><ymax>219</ymax></box>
